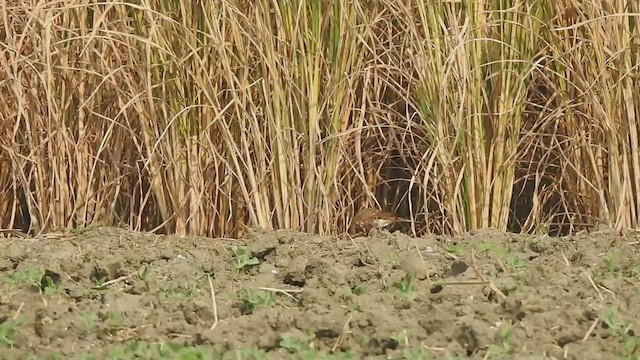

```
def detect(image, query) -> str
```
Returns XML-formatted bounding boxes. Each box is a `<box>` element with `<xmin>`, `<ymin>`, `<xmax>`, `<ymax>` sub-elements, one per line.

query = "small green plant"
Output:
<box><xmin>222</xmin><ymin>347</ymin><xmax>271</xmax><ymax>360</ymax></box>
<box><xmin>499</xmin><ymin>282</ymin><xmax>519</xmax><ymax>295</ymax></box>
<box><xmin>281</xmin><ymin>329</ymin><xmax>356</xmax><ymax>359</ymax></box>
<box><xmin>230</xmin><ymin>245</ymin><xmax>260</xmax><ymax>274</ymax></box>
<box><xmin>8</xmin><ymin>267</ymin><xmax>62</xmax><ymax>296</ymax></box>
<box><xmin>160</xmin><ymin>284</ymin><xmax>199</xmax><ymax>301</ymax></box>
<box><xmin>339</xmin><ymin>287</ymin><xmax>364</xmax><ymax>312</ymax></box>
<box><xmin>393</xmin><ymin>274</ymin><xmax>415</xmax><ymax>296</ymax></box>
<box><xmin>78</xmin><ymin>312</ymin><xmax>98</xmax><ymax>331</ymax></box>
<box><xmin>505</xmin><ymin>255</ymin><xmax>526</xmax><ymax>269</ymax></box>
<box><xmin>91</xmin><ymin>272</ymin><xmax>109</xmax><ymax>291</ymax></box>
<box><xmin>68</xmin><ymin>226</ymin><xmax>96</xmax><ymax>236</ymax></box>
<box><xmin>515</xmin><ymin>273</ymin><xmax>529</xmax><ymax>288</ymax></box>
<box><xmin>391</xmin><ymin>331</ymin><xmax>408</xmax><ymax>347</ymax></box>
<box><xmin>0</xmin><ymin>319</ymin><xmax>16</xmax><ymax>347</ymax></box>
<box><xmin>135</xmin><ymin>266</ymin><xmax>151</xmax><ymax>291</ymax></box>
<box><xmin>601</xmin><ymin>307</ymin><xmax>623</xmax><ymax>330</ymax></box>
<box><xmin>99</xmin><ymin>340</ymin><xmax>220</xmax><ymax>360</ymax></box>
<box><xmin>41</xmin><ymin>275</ymin><xmax>60</xmax><ymax>296</ymax></box>
<box><xmin>101</xmin><ymin>311</ymin><xmax>126</xmax><ymax>336</ymax></box>
<box><xmin>279</xmin><ymin>334</ymin><xmax>315</xmax><ymax>354</ymax></box>
<box><xmin>386</xmin><ymin>331</ymin><xmax>434</xmax><ymax>360</ymax></box>
<box><xmin>621</xmin><ymin>333</ymin><xmax>639</xmax><ymax>359</ymax></box>
<box><xmin>341</xmin><ymin>284</ymin><xmax>366</xmax><ymax>298</ymax></box>
<box><xmin>345</xmin><ymin>304</ymin><xmax>363</xmax><ymax>313</ymax></box>
<box><xmin>239</xmin><ymin>288</ymin><xmax>276</xmax><ymax>313</ymax></box>
<box><xmin>25</xmin><ymin>353</ymin><xmax>65</xmax><ymax>360</ymax></box>
<box><xmin>600</xmin><ymin>308</ymin><xmax>639</xmax><ymax>358</ymax></box>
<box><xmin>534</xmin><ymin>223</ymin><xmax>550</xmax><ymax>236</ymax></box>
<box><xmin>394</xmin><ymin>348</ymin><xmax>433</xmax><ymax>360</ymax></box>
<box><xmin>388</xmin><ymin>250</ymin><xmax>400</xmax><ymax>263</ymax></box>
<box><xmin>351</xmin><ymin>284</ymin><xmax>366</xmax><ymax>296</ymax></box>
<box><xmin>486</xmin><ymin>324</ymin><xmax>514</xmax><ymax>357</ymax></box>
<box><xmin>136</xmin><ymin>266</ymin><xmax>150</xmax><ymax>281</ymax></box>
<box><xmin>447</xmin><ymin>243</ymin><xmax>465</xmax><ymax>255</ymax></box>
<box><xmin>602</xmin><ymin>255</ymin><xmax>621</xmax><ymax>275</ymax></box>
<box><xmin>477</xmin><ymin>242</ymin><xmax>510</xmax><ymax>257</ymax></box>
<box><xmin>6</xmin><ymin>267</ymin><xmax>42</xmax><ymax>289</ymax></box>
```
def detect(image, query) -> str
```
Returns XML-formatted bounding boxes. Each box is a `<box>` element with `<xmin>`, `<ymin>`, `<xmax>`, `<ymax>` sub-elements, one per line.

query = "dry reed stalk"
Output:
<box><xmin>0</xmin><ymin>0</ymin><xmax>638</xmax><ymax>238</ymax></box>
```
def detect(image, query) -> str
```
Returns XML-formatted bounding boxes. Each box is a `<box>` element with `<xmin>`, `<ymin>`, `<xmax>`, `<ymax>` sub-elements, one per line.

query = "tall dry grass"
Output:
<box><xmin>0</xmin><ymin>0</ymin><xmax>638</xmax><ymax>238</ymax></box>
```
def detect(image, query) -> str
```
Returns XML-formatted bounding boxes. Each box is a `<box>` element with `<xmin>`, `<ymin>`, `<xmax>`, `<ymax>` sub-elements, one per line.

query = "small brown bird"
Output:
<box><xmin>352</xmin><ymin>207</ymin><xmax>411</xmax><ymax>235</ymax></box>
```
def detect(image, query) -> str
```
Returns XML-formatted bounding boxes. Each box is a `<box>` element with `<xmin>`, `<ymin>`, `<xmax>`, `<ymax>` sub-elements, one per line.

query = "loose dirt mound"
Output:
<box><xmin>1</xmin><ymin>227</ymin><xmax>638</xmax><ymax>359</ymax></box>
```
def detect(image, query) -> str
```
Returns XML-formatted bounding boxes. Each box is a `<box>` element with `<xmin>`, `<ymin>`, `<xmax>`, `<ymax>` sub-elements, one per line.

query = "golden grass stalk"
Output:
<box><xmin>537</xmin><ymin>0</ymin><xmax>640</xmax><ymax>233</ymax></box>
<box><xmin>402</xmin><ymin>0</ymin><xmax>546</xmax><ymax>233</ymax></box>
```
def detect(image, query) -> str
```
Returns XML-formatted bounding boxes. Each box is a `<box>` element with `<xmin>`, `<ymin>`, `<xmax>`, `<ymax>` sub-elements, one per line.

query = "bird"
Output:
<box><xmin>351</xmin><ymin>207</ymin><xmax>412</xmax><ymax>235</ymax></box>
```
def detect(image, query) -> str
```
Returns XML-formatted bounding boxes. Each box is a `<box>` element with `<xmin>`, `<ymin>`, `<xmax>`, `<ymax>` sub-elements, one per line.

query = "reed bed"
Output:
<box><xmin>1</xmin><ymin>0</ymin><xmax>638</xmax><ymax>238</ymax></box>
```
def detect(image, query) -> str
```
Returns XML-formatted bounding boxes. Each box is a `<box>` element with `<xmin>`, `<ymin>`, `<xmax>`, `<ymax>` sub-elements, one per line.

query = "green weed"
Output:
<box><xmin>505</xmin><ymin>255</ymin><xmax>526</xmax><ymax>269</ymax></box>
<box><xmin>447</xmin><ymin>244</ymin><xmax>465</xmax><ymax>255</ymax></box>
<box><xmin>6</xmin><ymin>267</ymin><xmax>42</xmax><ymax>290</ymax></box>
<box><xmin>279</xmin><ymin>334</ymin><xmax>316</xmax><ymax>354</ymax></box>
<box><xmin>486</xmin><ymin>323</ymin><xmax>514</xmax><ymax>357</ymax></box>
<box><xmin>0</xmin><ymin>318</ymin><xmax>16</xmax><ymax>347</ymax></box>
<box><xmin>600</xmin><ymin>308</ymin><xmax>639</xmax><ymax>358</ymax></box>
<box><xmin>393</xmin><ymin>274</ymin><xmax>416</xmax><ymax>296</ymax></box>
<box><xmin>230</xmin><ymin>245</ymin><xmax>260</xmax><ymax>274</ymax></box>
<box><xmin>160</xmin><ymin>284</ymin><xmax>200</xmax><ymax>301</ymax></box>
<box><xmin>477</xmin><ymin>242</ymin><xmax>510</xmax><ymax>257</ymax></box>
<box><xmin>602</xmin><ymin>254</ymin><xmax>621</xmax><ymax>275</ymax></box>
<box><xmin>78</xmin><ymin>311</ymin><xmax>99</xmax><ymax>331</ymax></box>
<box><xmin>239</xmin><ymin>288</ymin><xmax>277</xmax><ymax>313</ymax></box>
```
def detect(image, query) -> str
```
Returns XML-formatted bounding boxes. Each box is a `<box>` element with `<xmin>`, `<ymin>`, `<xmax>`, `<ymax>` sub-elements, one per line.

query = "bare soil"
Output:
<box><xmin>1</xmin><ymin>227</ymin><xmax>639</xmax><ymax>359</ymax></box>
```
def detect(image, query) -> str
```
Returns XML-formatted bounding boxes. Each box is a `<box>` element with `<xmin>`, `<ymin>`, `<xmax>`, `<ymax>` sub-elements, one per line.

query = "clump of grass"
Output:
<box><xmin>1</xmin><ymin>0</ymin><xmax>638</xmax><ymax>238</ymax></box>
